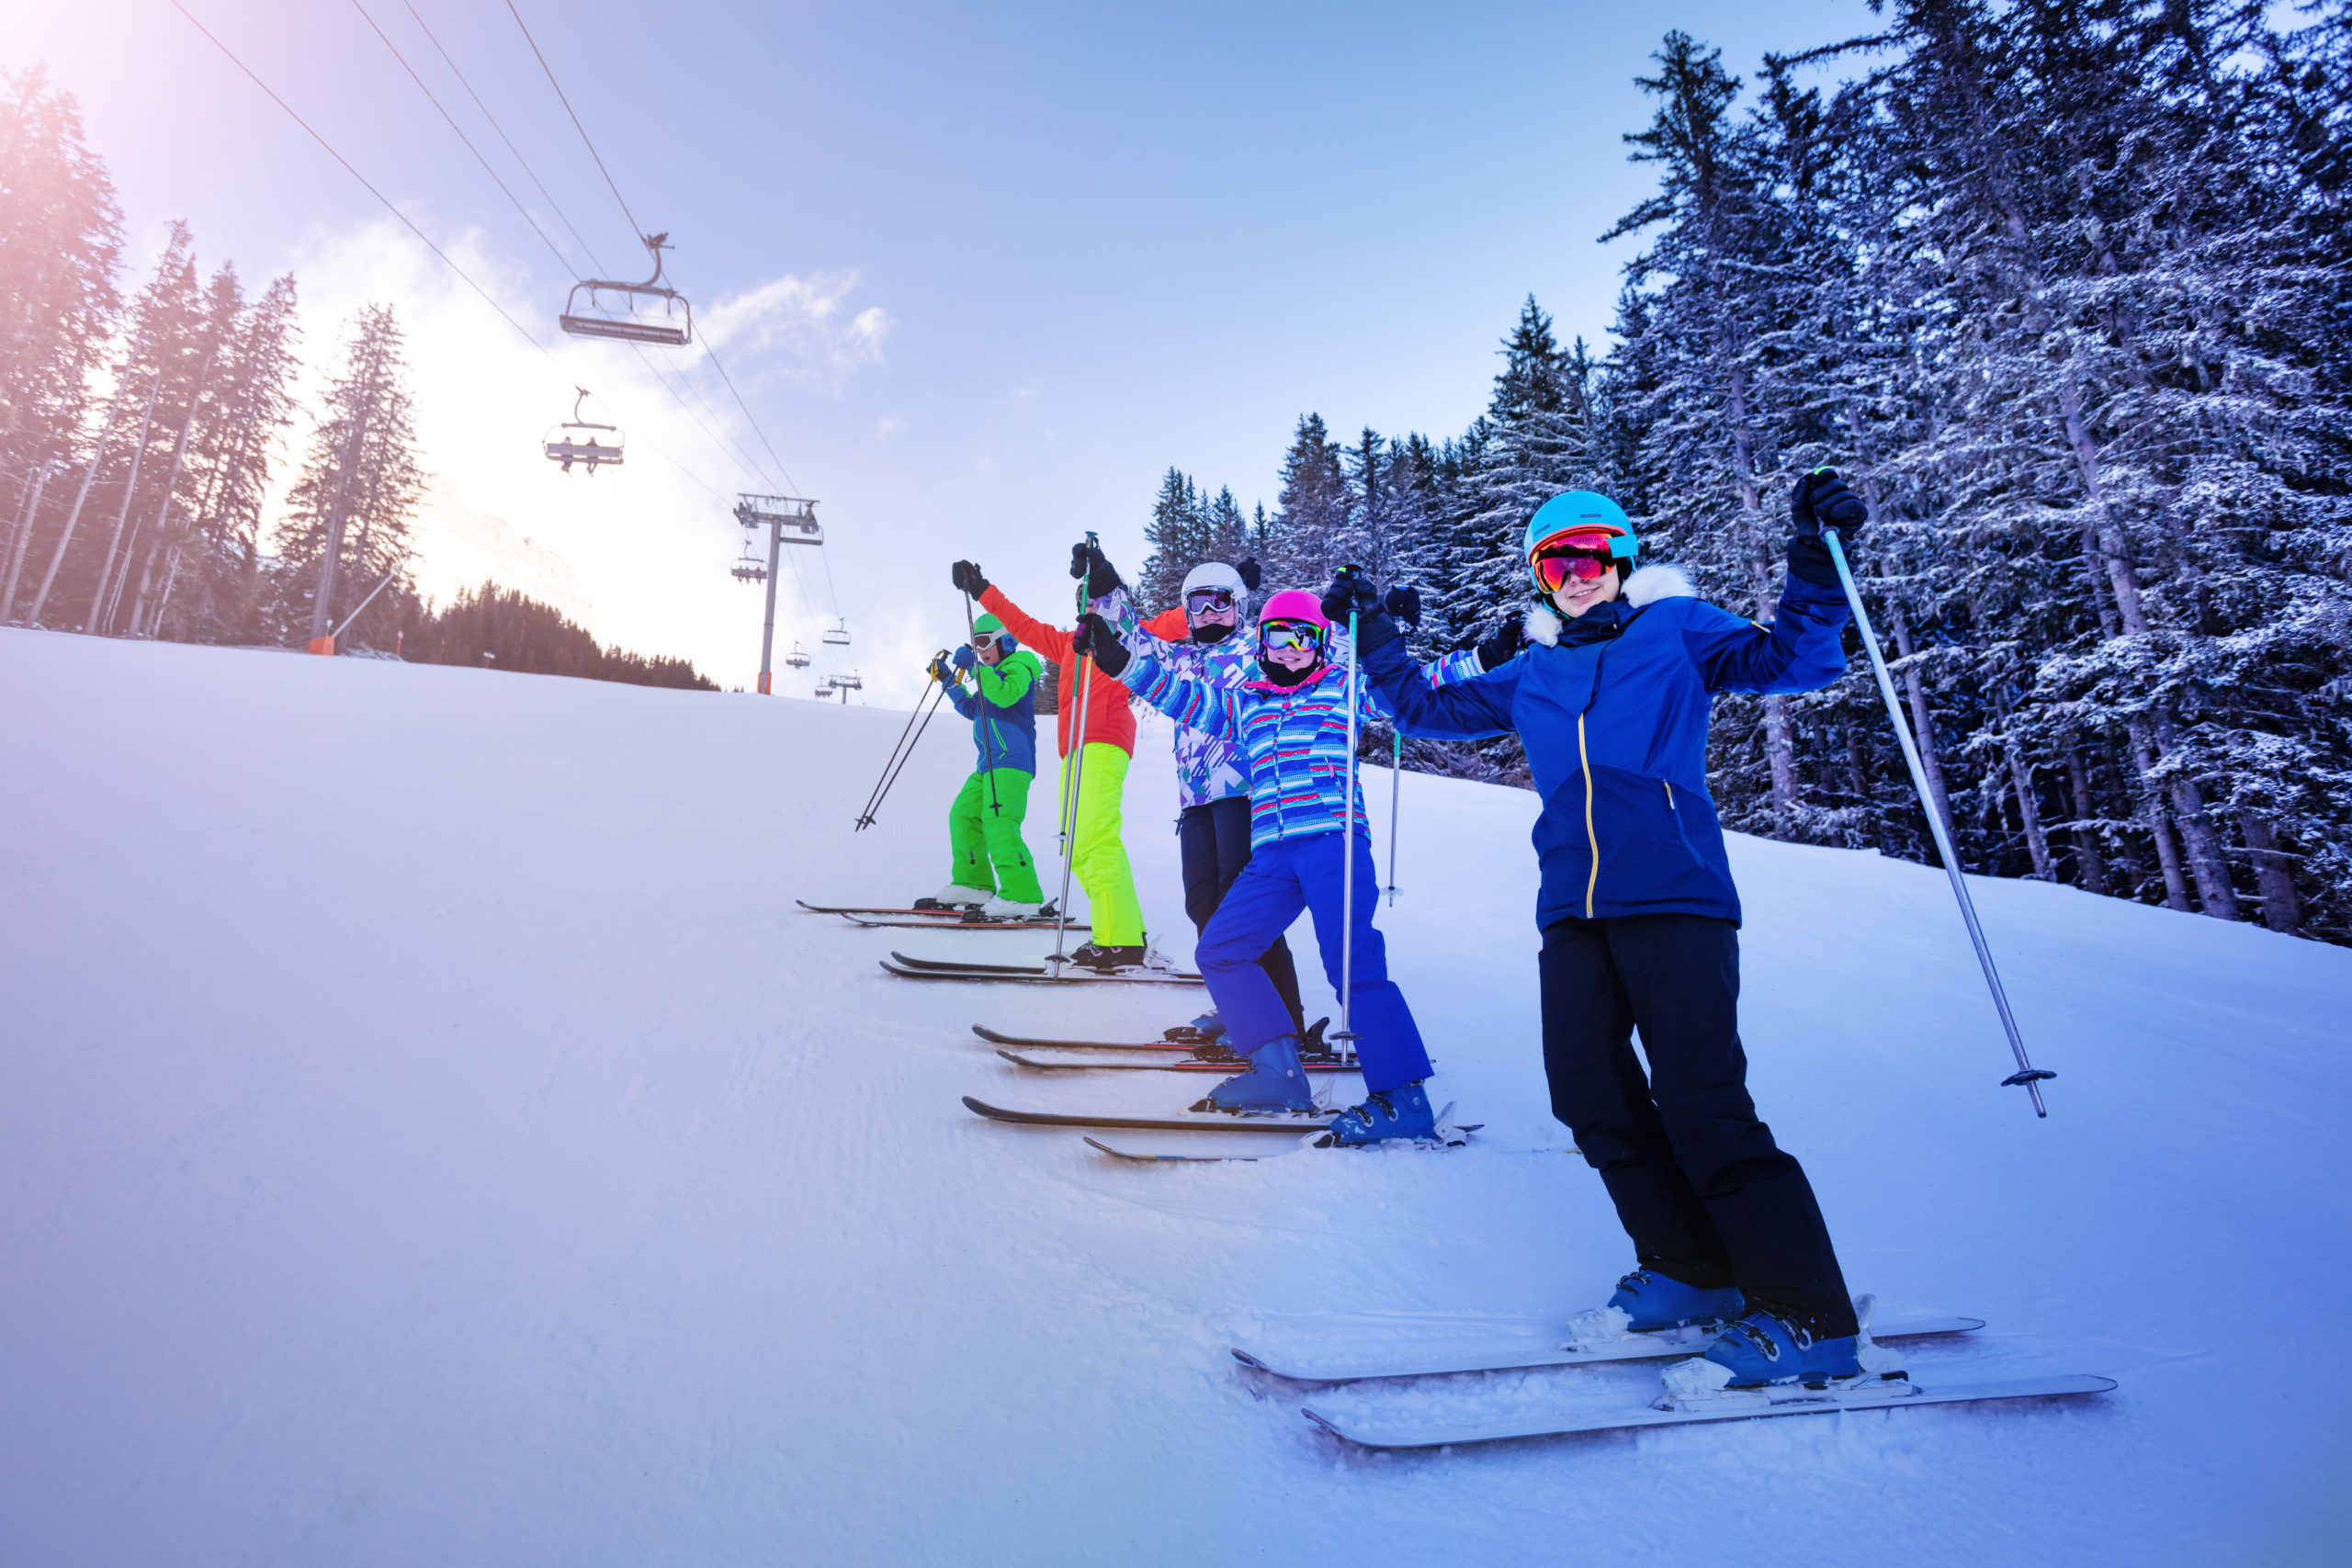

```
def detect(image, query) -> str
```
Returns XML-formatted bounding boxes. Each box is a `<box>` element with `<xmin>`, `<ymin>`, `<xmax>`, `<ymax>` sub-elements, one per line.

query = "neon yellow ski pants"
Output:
<box><xmin>948</xmin><ymin>768</ymin><xmax>1043</xmax><ymax>903</ymax></box>
<box><xmin>1057</xmin><ymin>742</ymin><xmax>1143</xmax><ymax>945</ymax></box>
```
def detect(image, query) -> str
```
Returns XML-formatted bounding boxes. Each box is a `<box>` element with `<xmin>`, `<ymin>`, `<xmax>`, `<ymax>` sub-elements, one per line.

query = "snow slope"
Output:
<box><xmin>3</xmin><ymin>626</ymin><xmax>2347</xmax><ymax>1566</ymax></box>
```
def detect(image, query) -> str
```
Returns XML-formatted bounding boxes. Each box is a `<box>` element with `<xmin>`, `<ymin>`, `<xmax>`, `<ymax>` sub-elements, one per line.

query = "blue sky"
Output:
<box><xmin>11</xmin><ymin>0</ymin><xmax>1877</xmax><ymax>693</ymax></box>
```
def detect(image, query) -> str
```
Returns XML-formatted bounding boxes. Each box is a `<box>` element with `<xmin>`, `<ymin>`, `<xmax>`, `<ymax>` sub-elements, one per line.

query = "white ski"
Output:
<box><xmin>1300</xmin><ymin>1372</ymin><xmax>2116</xmax><ymax>1449</ymax></box>
<box><xmin>1231</xmin><ymin>1314</ymin><xmax>1984</xmax><ymax>1382</ymax></box>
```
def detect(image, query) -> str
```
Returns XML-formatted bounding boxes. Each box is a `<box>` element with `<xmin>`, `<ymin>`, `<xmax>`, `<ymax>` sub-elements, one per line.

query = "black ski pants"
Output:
<box><xmin>1180</xmin><ymin>796</ymin><xmax>1305</xmax><ymax>1032</ymax></box>
<box><xmin>1540</xmin><ymin>911</ymin><xmax>1857</xmax><ymax>1338</ymax></box>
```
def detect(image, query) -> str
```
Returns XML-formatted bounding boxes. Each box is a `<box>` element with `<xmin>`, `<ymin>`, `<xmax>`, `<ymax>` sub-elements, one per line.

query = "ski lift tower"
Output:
<box><xmin>733</xmin><ymin>494</ymin><xmax>821</xmax><ymax>694</ymax></box>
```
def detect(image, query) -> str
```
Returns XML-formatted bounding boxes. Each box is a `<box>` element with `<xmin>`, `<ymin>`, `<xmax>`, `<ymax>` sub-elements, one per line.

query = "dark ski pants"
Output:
<box><xmin>1179</xmin><ymin>796</ymin><xmax>1305</xmax><ymax>1032</ymax></box>
<box><xmin>1198</xmin><ymin>831</ymin><xmax>1431</xmax><ymax>1094</ymax></box>
<box><xmin>1540</xmin><ymin>912</ymin><xmax>1857</xmax><ymax>1338</ymax></box>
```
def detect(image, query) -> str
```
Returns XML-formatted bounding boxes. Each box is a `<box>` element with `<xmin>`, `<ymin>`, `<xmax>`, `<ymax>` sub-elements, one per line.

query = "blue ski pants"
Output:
<box><xmin>1196</xmin><ymin>829</ymin><xmax>1431</xmax><ymax>1094</ymax></box>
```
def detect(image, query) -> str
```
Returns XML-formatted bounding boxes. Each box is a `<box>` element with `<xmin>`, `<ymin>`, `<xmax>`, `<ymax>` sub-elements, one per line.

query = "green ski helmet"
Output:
<box><xmin>1522</xmin><ymin>491</ymin><xmax>1639</xmax><ymax>592</ymax></box>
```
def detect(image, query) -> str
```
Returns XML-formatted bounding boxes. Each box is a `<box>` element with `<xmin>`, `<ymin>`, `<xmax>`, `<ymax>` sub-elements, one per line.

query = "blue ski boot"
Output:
<box><xmin>1608</xmin><ymin>1268</ymin><xmax>1747</xmax><ymax>1334</ymax></box>
<box><xmin>1314</xmin><ymin>1080</ymin><xmax>1439</xmax><ymax>1145</ymax></box>
<box><xmin>1192</xmin><ymin>1033</ymin><xmax>1314</xmax><ymax>1113</ymax></box>
<box><xmin>1702</xmin><ymin>1309</ymin><xmax>1863</xmax><ymax>1388</ymax></box>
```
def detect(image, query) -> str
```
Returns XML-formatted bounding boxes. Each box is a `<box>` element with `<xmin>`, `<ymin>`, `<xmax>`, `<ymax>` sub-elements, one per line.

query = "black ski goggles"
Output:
<box><xmin>1184</xmin><ymin>587</ymin><xmax>1238</xmax><ymax>614</ymax></box>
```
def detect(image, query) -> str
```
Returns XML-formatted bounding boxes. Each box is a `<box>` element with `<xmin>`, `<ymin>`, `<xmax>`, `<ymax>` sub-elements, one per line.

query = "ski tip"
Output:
<box><xmin>1299</xmin><ymin>1408</ymin><xmax>1347</xmax><ymax>1440</ymax></box>
<box><xmin>960</xmin><ymin>1095</ymin><xmax>993</xmax><ymax>1118</ymax></box>
<box><xmin>1230</xmin><ymin>1348</ymin><xmax>1272</xmax><ymax>1371</ymax></box>
<box><xmin>995</xmin><ymin>1048</ymin><xmax>1029</xmax><ymax>1067</ymax></box>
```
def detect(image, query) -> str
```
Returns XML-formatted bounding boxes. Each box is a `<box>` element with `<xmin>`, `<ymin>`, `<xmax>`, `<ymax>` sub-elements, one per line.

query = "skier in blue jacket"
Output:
<box><xmin>1350</xmin><ymin>475</ymin><xmax>1872</xmax><ymax>1389</ymax></box>
<box><xmin>1074</xmin><ymin>585</ymin><xmax>1442</xmax><ymax>1145</ymax></box>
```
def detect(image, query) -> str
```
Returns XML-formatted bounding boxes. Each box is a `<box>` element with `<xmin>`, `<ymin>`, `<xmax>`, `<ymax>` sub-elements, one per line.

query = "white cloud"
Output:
<box><xmin>701</xmin><ymin>271</ymin><xmax>891</xmax><ymax>391</ymax></box>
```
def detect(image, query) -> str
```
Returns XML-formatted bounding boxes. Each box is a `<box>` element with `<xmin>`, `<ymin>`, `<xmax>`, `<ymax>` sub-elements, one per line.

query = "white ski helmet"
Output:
<box><xmin>1181</xmin><ymin>560</ymin><xmax>1247</xmax><ymax>600</ymax></box>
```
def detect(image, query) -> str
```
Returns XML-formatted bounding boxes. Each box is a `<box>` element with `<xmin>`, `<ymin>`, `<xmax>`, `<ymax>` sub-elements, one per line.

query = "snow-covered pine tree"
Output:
<box><xmin>0</xmin><ymin>68</ymin><xmax>123</xmax><ymax>627</ymax></box>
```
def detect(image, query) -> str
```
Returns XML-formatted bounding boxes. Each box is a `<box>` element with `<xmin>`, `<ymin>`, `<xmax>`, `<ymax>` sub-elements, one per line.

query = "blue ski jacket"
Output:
<box><xmin>944</xmin><ymin>648</ymin><xmax>1043</xmax><ymax>776</ymax></box>
<box><xmin>1363</xmin><ymin>566</ymin><xmax>1849</xmax><ymax>928</ymax></box>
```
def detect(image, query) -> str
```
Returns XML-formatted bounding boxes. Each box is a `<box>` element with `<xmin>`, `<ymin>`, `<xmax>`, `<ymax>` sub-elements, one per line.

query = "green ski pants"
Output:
<box><xmin>948</xmin><ymin>768</ymin><xmax>1042</xmax><ymax>903</ymax></box>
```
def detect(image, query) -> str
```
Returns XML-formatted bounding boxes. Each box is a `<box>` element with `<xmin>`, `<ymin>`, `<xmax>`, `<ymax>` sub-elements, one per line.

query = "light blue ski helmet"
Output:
<box><xmin>1522</xmin><ymin>491</ymin><xmax>1639</xmax><ymax>591</ymax></box>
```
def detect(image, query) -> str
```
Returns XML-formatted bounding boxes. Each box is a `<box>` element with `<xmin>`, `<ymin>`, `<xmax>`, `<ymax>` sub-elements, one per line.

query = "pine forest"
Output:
<box><xmin>1139</xmin><ymin>2</ymin><xmax>2352</xmax><ymax>947</ymax></box>
<box><xmin>0</xmin><ymin>67</ymin><xmax>710</xmax><ymax>690</ymax></box>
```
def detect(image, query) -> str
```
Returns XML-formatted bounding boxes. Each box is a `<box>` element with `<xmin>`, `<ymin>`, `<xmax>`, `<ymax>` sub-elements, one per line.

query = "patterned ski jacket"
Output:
<box><xmin>943</xmin><ymin>647</ymin><xmax>1044</xmax><ymax>776</ymax></box>
<box><xmin>1363</xmin><ymin>566</ymin><xmax>1849</xmax><ymax>928</ymax></box>
<box><xmin>1096</xmin><ymin>587</ymin><xmax>1485</xmax><ymax>813</ymax></box>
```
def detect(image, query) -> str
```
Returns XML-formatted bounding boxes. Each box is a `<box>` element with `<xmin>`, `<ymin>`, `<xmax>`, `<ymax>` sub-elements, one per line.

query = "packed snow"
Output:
<box><xmin>3</xmin><ymin>626</ymin><xmax>2347</xmax><ymax>1565</ymax></box>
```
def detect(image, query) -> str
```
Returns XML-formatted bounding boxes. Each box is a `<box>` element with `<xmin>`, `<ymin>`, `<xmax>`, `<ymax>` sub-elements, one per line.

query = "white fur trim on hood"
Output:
<box><xmin>1523</xmin><ymin>564</ymin><xmax>1697</xmax><ymax>646</ymax></box>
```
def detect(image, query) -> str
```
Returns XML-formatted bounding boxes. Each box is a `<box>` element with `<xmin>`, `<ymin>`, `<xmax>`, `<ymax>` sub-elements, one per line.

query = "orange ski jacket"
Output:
<box><xmin>979</xmin><ymin>584</ymin><xmax>1137</xmax><ymax>758</ymax></box>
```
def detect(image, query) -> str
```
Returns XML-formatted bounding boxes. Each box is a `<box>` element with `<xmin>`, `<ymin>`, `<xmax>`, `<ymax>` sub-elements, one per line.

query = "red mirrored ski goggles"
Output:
<box><xmin>1529</xmin><ymin>528</ymin><xmax>1623</xmax><ymax>593</ymax></box>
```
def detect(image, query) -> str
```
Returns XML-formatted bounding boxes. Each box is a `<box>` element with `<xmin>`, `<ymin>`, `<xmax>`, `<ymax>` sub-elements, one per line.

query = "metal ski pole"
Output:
<box><xmin>1385</xmin><ymin>730</ymin><xmax>1403</xmax><ymax>906</ymax></box>
<box><xmin>1822</xmin><ymin>524</ymin><xmax>2054</xmax><ymax>1117</ymax></box>
<box><xmin>1332</xmin><ymin>601</ymin><xmax>1363</xmax><ymax>1066</ymax></box>
<box><xmin>1048</xmin><ymin>647</ymin><xmax>1097</xmax><ymax>971</ymax></box>
<box><xmin>856</xmin><ymin>669</ymin><xmax>949</xmax><ymax>829</ymax></box>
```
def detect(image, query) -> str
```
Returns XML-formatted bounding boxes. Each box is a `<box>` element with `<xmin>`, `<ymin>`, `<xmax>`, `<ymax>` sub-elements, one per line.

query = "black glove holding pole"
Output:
<box><xmin>951</xmin><ymin>559</ymin><xmax>990</xmax><ymax>597</ymax></box>
<box><xmin>1786</xmin><ymin>468</ymin><xmax>1868</xmax><ymax>588</ymax></box>
<box><xmin>1069</xmin><ymin>539</ymin><xmax>1123</xmax><ymax>600</ymax></box>
<box><xmin>1320</xmin><ymin>566</ymin><xmax>1401</xmax><ymax>656</ymax></box>
<box><xmin>1236</xmin><ymin>558</ymin><xmax>1262</xmax><ymax>592</ymax></box>
<box><xmin>1383</xmin><ymin>585</ymin><xmax>1422</xmax><ymax>626</ymax></box>
<box><xmin>1070</xmin><ymin>613</ymin><xmax>1131</xmax><ymax>678</ymax></box>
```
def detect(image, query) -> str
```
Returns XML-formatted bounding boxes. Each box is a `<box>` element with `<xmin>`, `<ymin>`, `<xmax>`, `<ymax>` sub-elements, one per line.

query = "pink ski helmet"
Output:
<box><xmin>1257</xmin><ymin>588</ymin><xmax>1329</xmax><ymax>629</ymax></box>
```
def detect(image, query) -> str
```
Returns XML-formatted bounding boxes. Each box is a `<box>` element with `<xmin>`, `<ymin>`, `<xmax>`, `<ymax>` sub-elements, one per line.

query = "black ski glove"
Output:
<box><xmin>951</xmin><ymin>559</ymin><xmax>989</xmax><ymax>597</ymax></box>
<box><xmin>1236</xmin><ymin>557</ymin><xmax>1262</xmax><ymax>592</ymax></box>
<box><xmin>1383</xmin><ymin>585</ymin><xmax>1422</xmax><ymax>627</ymax></box>
<box><xmin>1071</xmin><ymin>612</ymin><xmax>1131</xmax><ymax>678</ymax></box>
<box><xmin>1320</xmin><ymin>565</ymin><xmax>1381</xmax><ymax>624</ymax></box>
<box><xmin>1069</xmin><ymin>539</ymin><xmax>1123</xmax><ymax>599</ymax></box>
<box><xmin>1792</xmin><ymin>468</ymin><xmax>1868</xmax><ymax>537</ymax></box>
<box><xmin>1475</xmin><ymin>612</ymin><xmax>1530</xmax><ymax>671</ymax></box>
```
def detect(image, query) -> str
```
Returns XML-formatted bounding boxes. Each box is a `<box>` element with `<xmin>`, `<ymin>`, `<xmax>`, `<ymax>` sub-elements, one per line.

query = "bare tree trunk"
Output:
<box><xmin>1723</xmin><ymin>360</ymin><xmax>1797</xmax><ymax>826</ymax></box>
<box><xmin>2003</xmin><ymin>737</ymin><xmax>2053</xmax><ymax>879</ymax></box>
<box><xmin>2150</xmin><ymin>715</ymin><xmax>2239</xmax><ymax>920</ymax></box>
<box><xmin>82</xmin><ymin>375</ymin><xmax>164</xmax><ymax>632</ymax></box>
<box><xmin>1884</xmin><ymin>604</ymin><xmax>1959</xmax><ymax>861</ymax></box>
<box><xmin>26</xmin><ymin>381</ymin><xmax>131</xmax><ymax>626</ymax></box>
<box><xmin>2124</xmin><ymin>721</ymin><xmax>2192</xmax><ymax>910</ymax></box>
<box><xmin>2236</xmin><ymin>812</ymin><xmax>2301</xmax><ymax>934</ymax></box>
<box><xmin>1</xmin><ymin>462</ymin><xmax>56</xmax><ymax>622</ymax></box>
<box><xmin>2062</xmin><ymin>744</ymin><xmax>2109</xmax><ymax>897</ymax></box>
<box><xmin>121</xmin><ymin>348</ymin><xmax>217</xmax><ymax>638</ymax></box>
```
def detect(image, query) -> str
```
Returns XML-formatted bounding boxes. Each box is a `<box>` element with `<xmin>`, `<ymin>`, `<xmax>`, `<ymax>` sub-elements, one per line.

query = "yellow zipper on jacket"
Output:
<box><xmin>1578</xmin><ymin>710</ymin><xmax>1599</xmax><ymax>918</ymax></box>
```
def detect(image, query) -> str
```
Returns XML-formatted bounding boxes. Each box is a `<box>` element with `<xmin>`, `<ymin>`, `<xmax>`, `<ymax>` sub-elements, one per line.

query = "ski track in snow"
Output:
<box><xmin>3</xmin><ymin>627</ymin><xmax>2349</xmax><ymax>1565</ymax></box>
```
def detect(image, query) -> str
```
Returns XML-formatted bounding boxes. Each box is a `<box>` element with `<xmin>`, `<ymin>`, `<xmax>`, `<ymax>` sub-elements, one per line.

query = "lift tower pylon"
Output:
<box><xmin>732</xmin><ymin>495</ymin><xmax>821</xmax><ymax>694</ymax></box>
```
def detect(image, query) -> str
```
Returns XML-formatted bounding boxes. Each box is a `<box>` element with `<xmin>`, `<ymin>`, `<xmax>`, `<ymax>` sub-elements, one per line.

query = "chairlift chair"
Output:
<box><xmin>560</xmin><ymin>234</ymin><xmax>693</xmax><ymax>347</ymax></box>
<box><xmin>822</xmin><ymin>617</ymin><xmax>852</xmax><ymax>647</ymax></box>
<box><xmin>543</xmin><ymin>388</ymin><xmax>626</xmax><ymax>474</ymax></box>
<box><xmin>730</xmin><ymin>547</ymin><xmax>767</xmax><ymax>583</ymax></box>
<box><xmin>784</xmin><ymin>643</ymin><xmax>811</xmax><ymax>669</ymax></box>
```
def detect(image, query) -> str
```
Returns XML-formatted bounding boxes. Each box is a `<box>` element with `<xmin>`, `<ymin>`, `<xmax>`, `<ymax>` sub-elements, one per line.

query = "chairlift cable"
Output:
<box><xmin>501</xmin><ymin>0</ymin><xmax>646</xmax><ymax>244</ymax></box>
<box><xmin>396</xmin><ymin>0</ymin><xmax>612</xmax><ymax>277</ymax></box>
<box><xmin>168</xmin><ymin>0</ymin><xmax>737</xmax><ymax>506</ymax></box>
<box><xmin>349</xmin><ymin>0</ymin><xmax>577</xmax><ymax>278</ymax></box>
<box><xmin>492</xmin><ymin>0</ymin><xmax>822</xmax><ymax>549</ymax></box>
